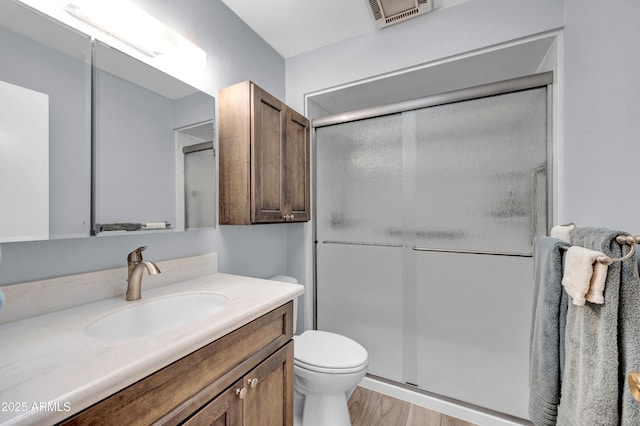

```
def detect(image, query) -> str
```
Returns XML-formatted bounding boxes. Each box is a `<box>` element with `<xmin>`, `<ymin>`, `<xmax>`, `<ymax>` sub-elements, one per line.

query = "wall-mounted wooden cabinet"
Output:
<box><xmin>219</xmin><ymin>81</ymin><xmax>310</xmax><ymax>225</ymax></box>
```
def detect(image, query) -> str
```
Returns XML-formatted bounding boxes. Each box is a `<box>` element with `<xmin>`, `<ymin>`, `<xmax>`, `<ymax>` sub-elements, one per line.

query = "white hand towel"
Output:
<box><xmin>551</xmin><ymin>223</ymin><xmax>575</xmax><ymax>242</ymax></box>
<box><xmin>561</xmin><ymin>246</ymin><xmax>610</xmax><ymax>305</ymax></box>
<box><xmin>584</xmin><ymin>260</ymin><xmax>609</xmax><ymax>304</ymax></box>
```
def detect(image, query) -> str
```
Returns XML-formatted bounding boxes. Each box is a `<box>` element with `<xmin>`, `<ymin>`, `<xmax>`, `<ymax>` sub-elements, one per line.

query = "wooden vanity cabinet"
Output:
<box><xmin>183</xmin><ymin>383</ymin><xmax>241</xmax><ymax>426</ymax></box>
<box><xmin>59</xmin><ymin>302</ymin><xmax>294</xmax><ymax>426</ymax></box>
<box><xmin>185</xmin><ymin>342</ymin><xmax>293</xmax><ymax>426</ymax></box>
<box><xmin>219</xmin><ymin>81</ymin><xmax>310</xmax><ymax>225</ymax></box>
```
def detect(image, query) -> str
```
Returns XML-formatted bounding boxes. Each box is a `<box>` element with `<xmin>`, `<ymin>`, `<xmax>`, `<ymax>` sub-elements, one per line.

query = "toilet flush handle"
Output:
<box><xmin>248</xmin><ymin>377</ymin><xmax>259</xmax><ymax>389</ymax></box>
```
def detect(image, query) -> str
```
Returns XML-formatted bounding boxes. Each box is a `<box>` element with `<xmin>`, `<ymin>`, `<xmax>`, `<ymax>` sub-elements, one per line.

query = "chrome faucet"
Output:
<box><xmin>126</xmin><ymin>246</ymin><xmax>161</xmax><ymax>301</ymax></box>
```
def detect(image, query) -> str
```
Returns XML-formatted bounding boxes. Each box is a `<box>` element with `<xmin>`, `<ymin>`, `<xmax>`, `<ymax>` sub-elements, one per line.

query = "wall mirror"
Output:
<box><xmin>0</xmin><ymin>0</ymin><xmax>91</xmax><ymax>242</ymax></box>
<box><xmin>92</xmin><ymin>40</ymin><xmax>215</xmax><ymax>235</ymax></box>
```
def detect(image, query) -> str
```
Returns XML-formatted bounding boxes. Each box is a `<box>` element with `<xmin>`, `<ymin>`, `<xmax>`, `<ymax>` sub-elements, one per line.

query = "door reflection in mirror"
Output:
<box><xmin>0</xmin><ymin>80</ymin><xmax>49</xmax><ymax>242</ymax></box>
<box><xmin>180</xmin><ymin>124</ymin><xmax>215</xmax><ymax>230</ymax></box>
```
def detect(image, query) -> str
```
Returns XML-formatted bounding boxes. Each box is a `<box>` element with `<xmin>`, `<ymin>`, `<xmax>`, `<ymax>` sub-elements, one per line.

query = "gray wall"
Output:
<box><xmin>0</xmin><ymin>0</ymin><xmax>289</xmax><ymax>285</ymax></box>
<box><xmin>562</xmin><ymin>0</ymin><xmax>640</xmax><ymax>233</ymax></box>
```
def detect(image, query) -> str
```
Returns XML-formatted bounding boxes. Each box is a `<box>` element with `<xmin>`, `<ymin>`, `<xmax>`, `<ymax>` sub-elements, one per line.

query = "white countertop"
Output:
<box><xmin>0</xmin><ymin>273</ymin><xmax>304</xmax><ymax>425</ymax></box>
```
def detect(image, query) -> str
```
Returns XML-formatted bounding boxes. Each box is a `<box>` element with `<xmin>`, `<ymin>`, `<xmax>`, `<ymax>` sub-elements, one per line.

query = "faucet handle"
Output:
<box><xmin>127</xmin><ymin>245</ymin><xmax>147</xmax><ymax>263</ymax></box>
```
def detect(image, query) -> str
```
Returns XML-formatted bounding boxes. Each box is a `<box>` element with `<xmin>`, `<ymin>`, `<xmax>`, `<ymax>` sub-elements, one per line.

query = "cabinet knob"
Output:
<box><xmin>236</xmin><ymin>387</ymin><xmax>247</xmax><ymax>399</ymax></box>
<box><xmin>248</xmin><ymin>377</ymin><xmax>259</xmax><ymax>389</ymax></box>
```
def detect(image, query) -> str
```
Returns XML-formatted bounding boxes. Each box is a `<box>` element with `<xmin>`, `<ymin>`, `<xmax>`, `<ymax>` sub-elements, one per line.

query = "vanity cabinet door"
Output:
<box><xmin>186</xmin><ymin>341</ymin><xmax>293</xmax><ymax>426</ymax></box>
<box><xmin>219</xmin><ymin>81</ymin><xmax>310</xmax><ymax>225</ymax></box>
<box><xmin>243</xmin><ymin>341</ymin><xmax>294</xmax><ymax>426</ymax></box>
<box><xmin>183</xmin><ymin>381</ymin><xmax>243</xmax><ymax>426</ymax></box>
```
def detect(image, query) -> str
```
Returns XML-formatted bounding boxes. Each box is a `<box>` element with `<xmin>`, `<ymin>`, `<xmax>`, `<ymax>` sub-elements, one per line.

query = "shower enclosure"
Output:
<box><xmin>314</xmin><ymin>73</ymin><xmax>552</xmax><ymax>420</ymax></box>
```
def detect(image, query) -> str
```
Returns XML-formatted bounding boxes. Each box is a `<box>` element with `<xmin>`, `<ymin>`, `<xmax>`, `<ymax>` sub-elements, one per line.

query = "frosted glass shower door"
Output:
<box><xmin>406</xmin><ymin>88</ymin><xmax>548</xmax><ymax>419</ymax></box>
<box><xmin>408</xmin><ymin>88</ymin><xmax>548</xmax><ymax>253</ymax></box>
<box><xmin>315</xmin><ymin>83</ymin><xmax>549</xmax><ymax>421</ymax></box>
<box><xmin>316</xmin><ymin>114</ymin><xmax>405</xmax><ymax>382</ymax></box>
<box><xmin>409</xmin><ymin>252</ymin><xmax>534</xmax><ymax>417</ymax></box>
<box><xmin>316</xmin><ymin>243</ymin><xmax>404</xmax><ymax>382</ymax></box>
<box><xmin>315</xmin><ymin>115</ymin><xmax>403</xmax><ymax>245</ymax></box>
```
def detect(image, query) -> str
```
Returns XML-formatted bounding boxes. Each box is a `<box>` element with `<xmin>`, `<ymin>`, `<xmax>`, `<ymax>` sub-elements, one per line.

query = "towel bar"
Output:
<box><xmin>560</xmin><ymin>235</ymin><xmax>638</xmax><ymax>264</ymax></box>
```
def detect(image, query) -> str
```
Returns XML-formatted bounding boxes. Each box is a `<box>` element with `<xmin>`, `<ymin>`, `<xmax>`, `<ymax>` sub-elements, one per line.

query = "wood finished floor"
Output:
<box><xmin>348</xmin><ymin>386</ymin><xmax>477</xmax><ymax>426</ymax></box>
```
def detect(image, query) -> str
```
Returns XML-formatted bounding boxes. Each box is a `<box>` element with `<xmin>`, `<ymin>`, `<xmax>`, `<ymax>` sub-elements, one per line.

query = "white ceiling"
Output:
<box><xmin>220</xmin><ymin>0</ymin><xmax>471</xmax><ymax>58</ymax></box>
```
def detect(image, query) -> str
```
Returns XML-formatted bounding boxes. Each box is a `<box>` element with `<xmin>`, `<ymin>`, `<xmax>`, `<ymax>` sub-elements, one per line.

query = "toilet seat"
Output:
<box><xmin>294</xmin><ymin>358</ymin><xmax>368</xmax><ymax>374</ymax></box>
<box><xmin>294</xmin><ymin>330</ymin><xmax>368</xmax><ymax>374</ymax></box>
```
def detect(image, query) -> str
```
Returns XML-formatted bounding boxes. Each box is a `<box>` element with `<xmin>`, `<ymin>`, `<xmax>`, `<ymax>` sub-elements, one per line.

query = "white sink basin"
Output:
<box><xmin>86</xmin><ymin>292</ymin><xmax>228</xmax><ymax>340</ymax></box>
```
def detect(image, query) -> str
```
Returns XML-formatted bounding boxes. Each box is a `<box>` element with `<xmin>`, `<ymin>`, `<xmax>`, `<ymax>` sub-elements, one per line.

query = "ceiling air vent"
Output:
<box><xmin>365</xmin><ymin>0</ymin><xmax>433</xmax><ymax>29</ymax></box>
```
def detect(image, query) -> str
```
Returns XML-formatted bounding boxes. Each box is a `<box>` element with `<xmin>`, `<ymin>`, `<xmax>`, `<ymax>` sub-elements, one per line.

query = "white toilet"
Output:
<box><xmin>269</xmin><ymin>276</ymin><xmax>368</xmax><ymax>426</ymax></box>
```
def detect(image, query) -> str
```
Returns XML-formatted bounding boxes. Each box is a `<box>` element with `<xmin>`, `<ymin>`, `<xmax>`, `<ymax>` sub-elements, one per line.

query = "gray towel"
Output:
<box><xmin>557</xmin><ymin>227</ymin><xmax>640</xmax><ymax>426</ymax></box>
<box><xmin>530</xmin><ymin>236</ymin><xmax>570</xmax><ymax>426</ymax></box>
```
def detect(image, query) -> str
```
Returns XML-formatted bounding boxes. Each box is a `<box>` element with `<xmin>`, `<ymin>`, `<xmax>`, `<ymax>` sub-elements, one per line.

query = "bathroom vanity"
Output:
<box><xmin>62</xmin><ymin>303</ymin><xmax>294</xmax><ymax>425</ymax></box>
<box><xmin>0</xmin><ymin>254</ymin><xmax>303</xmax><ymax>425</ymax></box>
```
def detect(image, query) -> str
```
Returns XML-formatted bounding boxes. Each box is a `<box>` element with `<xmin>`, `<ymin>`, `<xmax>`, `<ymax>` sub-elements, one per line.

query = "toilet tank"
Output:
<box><xmin>268</xmin><ymin>275</ymin><xmax>299</xmax><ymax>334</ymax></box>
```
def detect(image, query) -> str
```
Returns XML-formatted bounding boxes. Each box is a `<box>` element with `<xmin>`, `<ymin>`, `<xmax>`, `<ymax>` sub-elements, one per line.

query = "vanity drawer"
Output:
<box><xmin>59</xmin><ymin>302</ymin><xmax>293</xmax><ymax>426</ymax></box>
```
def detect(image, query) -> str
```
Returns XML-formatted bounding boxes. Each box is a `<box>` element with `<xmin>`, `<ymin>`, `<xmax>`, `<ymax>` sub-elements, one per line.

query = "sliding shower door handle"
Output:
<box><xmin>530</xmin><ymin>165</ymin><xmax>547</xmax><ymax>241</ymax></box>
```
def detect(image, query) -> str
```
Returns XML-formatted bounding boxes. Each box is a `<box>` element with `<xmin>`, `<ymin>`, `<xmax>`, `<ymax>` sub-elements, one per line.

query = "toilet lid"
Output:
<box><xmin>294</xmin><ymin>330</ymin><xmax>368</xmax><ymax>371</ymax></box>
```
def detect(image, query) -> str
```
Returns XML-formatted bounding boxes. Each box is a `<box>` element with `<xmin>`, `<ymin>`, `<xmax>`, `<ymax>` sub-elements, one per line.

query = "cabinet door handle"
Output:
<box><xmin>248</xmin><ymin>377</ymin><xmax>259</xmax><ymax>389</ymax></box>
<box><xmin>236</xmin><ymin>387</ymin><xmax>247</xmax><ymax>399</ymax></box>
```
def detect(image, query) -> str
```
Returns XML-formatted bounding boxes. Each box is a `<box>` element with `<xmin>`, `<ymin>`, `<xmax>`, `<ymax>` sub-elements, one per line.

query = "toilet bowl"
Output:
<box><xmin>268</xmin><ymin>276</ymin><xmax>368</xmax><ymax>426</ymax></box>
<box><xmin>294</xmin><ymin>330</ymin><xmax>368</xmax><ymax>426</ymax></box>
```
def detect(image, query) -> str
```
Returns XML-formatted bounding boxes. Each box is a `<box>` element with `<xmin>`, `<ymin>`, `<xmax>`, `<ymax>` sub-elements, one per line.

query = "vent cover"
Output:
<box><xmin>365</xmin><ymin>0</ymin><xmax>433</xmax><ymax>29</ymax></box>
